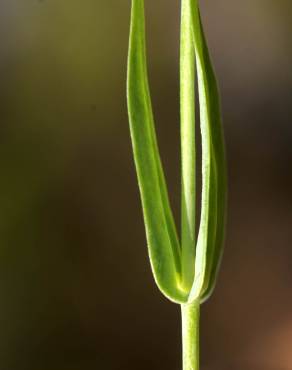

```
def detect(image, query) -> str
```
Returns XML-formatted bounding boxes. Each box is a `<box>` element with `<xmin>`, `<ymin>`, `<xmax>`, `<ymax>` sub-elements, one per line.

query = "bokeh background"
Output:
<box><xmin>0</xmin><ymin>1</ymin><xmax>292</xmax><ymax>369</ymax></box>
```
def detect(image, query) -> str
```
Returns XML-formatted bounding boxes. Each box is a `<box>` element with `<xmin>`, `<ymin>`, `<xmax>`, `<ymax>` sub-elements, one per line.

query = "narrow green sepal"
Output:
<box><xmin>127</xmin><ymin>0</ymin><xmax>188</xmax><ymax>304</ymax></box>
<box><xmin>187</xmin><ymin>1</ymin><xmax>227</xmax><ymax>303</ymax></box>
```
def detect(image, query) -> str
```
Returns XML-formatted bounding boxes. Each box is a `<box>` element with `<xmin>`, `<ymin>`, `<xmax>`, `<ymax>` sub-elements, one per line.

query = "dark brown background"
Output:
<box><xmin>0</xmin><ymin>1</ymin><xmax>292</xmax><ymax>369</ymax></box>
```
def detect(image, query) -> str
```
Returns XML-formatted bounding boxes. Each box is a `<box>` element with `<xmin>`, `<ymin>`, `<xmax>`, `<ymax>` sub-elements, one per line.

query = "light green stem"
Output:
<box><xmin>181</xmin><ymin>301</ymin><xmax>200</xmax><ymax>370</ymax></box>
<box><xmin>180</xmin><ymin>0</ymin><xmax>196</xmax><ymax>292</ymax></box>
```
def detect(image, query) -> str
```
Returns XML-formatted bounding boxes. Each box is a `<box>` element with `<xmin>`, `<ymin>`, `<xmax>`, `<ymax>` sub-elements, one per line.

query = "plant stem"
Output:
<box><xmin>181</xmin><ymin>301</ymin><xmax>200</xmax><ymax>370</ymax></box>
<box><xmin>180</xmin><ymin>0</ymin><xmax>196</xmax><ymax>292</ymax></box>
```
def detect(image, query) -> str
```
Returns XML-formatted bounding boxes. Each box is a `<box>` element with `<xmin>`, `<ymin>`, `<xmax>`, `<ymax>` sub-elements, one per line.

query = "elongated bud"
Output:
<box><xmin>127</xmin><ymin>0</ymin><xmax>227</xmax><ymax>304</ymax></box>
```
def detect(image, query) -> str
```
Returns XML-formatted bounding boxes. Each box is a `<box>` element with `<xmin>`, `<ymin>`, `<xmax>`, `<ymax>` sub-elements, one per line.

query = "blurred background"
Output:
<box><xmin>0</xmin><ymin>0</ymin><xmax>292</xmax><ymax>369</ymax></box>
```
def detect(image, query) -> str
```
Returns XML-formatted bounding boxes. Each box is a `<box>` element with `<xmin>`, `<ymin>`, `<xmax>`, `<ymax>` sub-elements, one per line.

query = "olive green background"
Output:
<box><xmin>0</xmin><ymin>1</ymin><xmax>292</xmax><ymax>369</ymax></box>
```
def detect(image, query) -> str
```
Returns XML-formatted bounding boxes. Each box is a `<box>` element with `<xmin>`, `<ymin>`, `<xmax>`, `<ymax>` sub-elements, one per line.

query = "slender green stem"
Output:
<box><xmin>181</xmin><ymin>301</ymin><xmax>200</xmax><ymax>370</ymax></box>
<box><xmin>180</xmin><ymin>0</ymin><xmax>196</xmax><ymax>292</ymax></box>
<box><xmin>180</xmin><ymin>1</ymin><xmax>200</xmax><ymax>368</ymax></box>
